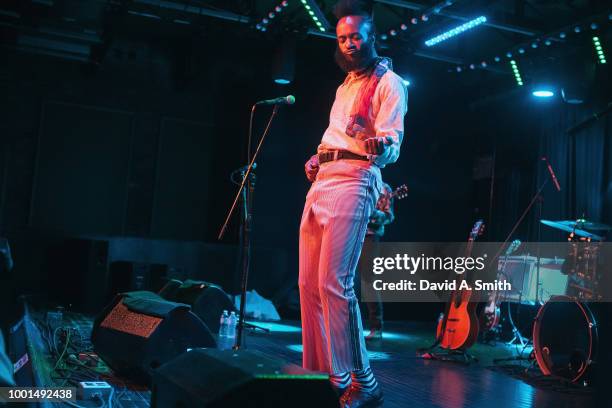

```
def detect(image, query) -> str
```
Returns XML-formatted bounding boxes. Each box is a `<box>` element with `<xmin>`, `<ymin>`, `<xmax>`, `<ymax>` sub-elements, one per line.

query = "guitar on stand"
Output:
<box><xmin>419</xmin><ymin>220</ymin><xmax>485</xmax><ymax>362</ymax></box>
<box><xmin>479</xmin><ymin>239</ymin><xmax>522</xmax><ymax>338</ymax></box>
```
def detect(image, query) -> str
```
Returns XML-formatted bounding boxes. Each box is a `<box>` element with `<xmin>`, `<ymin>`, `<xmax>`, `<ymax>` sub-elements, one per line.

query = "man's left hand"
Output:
<box><xmin>370</xmin><ymin>209</ymin><xmax>386</xmax><ymax>224</ymax></box>
<box><xmin>364</xmin><ymin>136</ymin><xmax>394</xmax><ymax>155</ymax></box>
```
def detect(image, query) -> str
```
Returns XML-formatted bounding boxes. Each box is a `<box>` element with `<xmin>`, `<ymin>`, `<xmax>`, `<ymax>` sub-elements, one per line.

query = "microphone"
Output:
<box><xmin>541</xmin><ymin>157</ymin><xmax>561</xmax><ymax>192</ymax></box>
<box><xmin>255</xmin><ymin>95</ymin><xmax>296</xmax><ymax>106</ymax></box>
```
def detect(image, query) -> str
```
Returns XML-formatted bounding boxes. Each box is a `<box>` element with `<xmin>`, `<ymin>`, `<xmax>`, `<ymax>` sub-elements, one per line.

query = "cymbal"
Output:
<box><xmin>540</xmin><ymin>219</ymin><xmax>604</xmax><ymax>240</ymax></box>
<box><xmin>565</xmin><ymin>220</ymin><xmax>611</xmax><ymax>231</ymax></box>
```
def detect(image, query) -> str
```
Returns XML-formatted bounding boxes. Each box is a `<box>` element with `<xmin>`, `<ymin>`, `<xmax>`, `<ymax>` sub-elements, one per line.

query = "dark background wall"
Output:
<box><xmin>0</xmin><ymin>9</ymin><xmax>610</xmax><ymax>321</ymax></box>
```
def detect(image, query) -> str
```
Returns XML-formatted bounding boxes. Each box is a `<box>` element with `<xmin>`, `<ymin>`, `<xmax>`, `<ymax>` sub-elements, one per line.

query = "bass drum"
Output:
<box><xmin>533</xmin><ymin>295</ymin><xmax>597</xmax><ymax>383</ymax></box>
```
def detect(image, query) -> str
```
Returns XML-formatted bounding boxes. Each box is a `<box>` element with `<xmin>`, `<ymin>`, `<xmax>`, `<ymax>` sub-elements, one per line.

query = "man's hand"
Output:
<box><xmin>370</xmin><ymin>209</ymin><xmax>386</xmax><ymax>224</ymax></box>
<box><xmin>364</xmin><ymin>136</ymin><xmax>394</xmax><ymax>155</ymax></box>
<box><xmin>305</xmin><ymin>154</ymin><xmax>319</xmax><ymax>182</ymax></box>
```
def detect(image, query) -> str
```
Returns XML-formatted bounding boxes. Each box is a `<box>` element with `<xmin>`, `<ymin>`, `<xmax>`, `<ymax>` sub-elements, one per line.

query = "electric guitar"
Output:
<box><xmin>435</xmin><ymin>219</ymin><xmax>485</xmax><ymax>350</ymax></box>
<box><xmin>370</xmin><ymin>184</ymin><xmax>408</xmax><ymax>219</ymax></box>
<box><xmin>480</xmin><ymin>239</ymin><xmax>521</xmax><ymax>332</ymax></box>
<box><xmin>382</xmin><ymin>184</ymin><xmax>408</xmax><ymax>204</ymax></box>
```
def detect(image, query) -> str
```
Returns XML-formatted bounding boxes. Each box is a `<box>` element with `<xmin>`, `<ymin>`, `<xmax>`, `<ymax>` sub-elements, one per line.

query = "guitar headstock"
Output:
<box><xmin>468</xmin><ymin>219</ymin><xmax>485</xmax><ymax>242</ymax></box>
<box><xmin>392</xmin><ymin>184</ymin><xmax>408</xmax><ymax>200</ymax></box>
<box><xmin>505</xmin><ymin>239</ymin><xmax>522</xmax><ymax>255</ymax></box>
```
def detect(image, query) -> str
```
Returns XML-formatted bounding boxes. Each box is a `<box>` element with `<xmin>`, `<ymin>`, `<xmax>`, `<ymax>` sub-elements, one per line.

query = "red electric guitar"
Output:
<box><xmin>480</xmin><ymin>239</ymin><xmax>521</xmax><ymax>332</ymax></box>
<box><xmin>435</xmin><ymin>219</ymin><xmax>485</xmax><ymax>350</ymax></box>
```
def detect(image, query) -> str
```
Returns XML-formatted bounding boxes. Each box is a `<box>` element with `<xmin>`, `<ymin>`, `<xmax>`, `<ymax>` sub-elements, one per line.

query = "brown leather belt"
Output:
<box><xmin>318</xmin><ymin>150</ymin><xmax>368</xmax><ymax>164</ymax></box>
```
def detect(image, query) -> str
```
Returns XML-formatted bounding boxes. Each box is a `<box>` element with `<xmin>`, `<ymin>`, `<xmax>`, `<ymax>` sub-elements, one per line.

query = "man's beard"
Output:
<box><xmin>334</xmin><ymin>41</ymin><xmax>376</xmax><ymax>73</ymax></box>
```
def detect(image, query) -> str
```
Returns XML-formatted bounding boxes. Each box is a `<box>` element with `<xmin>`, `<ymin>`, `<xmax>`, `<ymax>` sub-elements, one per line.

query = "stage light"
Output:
<box><xmin>531</xmin><ymin>42</ymin><xmax>538</xmax><ymax>48</ymax></box>
<box><xmin>494</xmin><ymin>56</ymin><xmax>500</xmax><ymax>62</ymax></box>
<box><xmin>456</xmin><ymin>66</ymin><xmax>462</xmax><ymax>72</ymax></box>
<box><xmin>574</xmin><ymin>26</ymin><xmax>581</xmax><ymax>33</ymax></box>
<box><xmin>469</xmin><ymin>63</ymin><xmax>475</xmax><ymax>69</ymax></box>
<box><xmin>272</xmin><ymin>36</ymin><xmax>295</xmax><ymax>85</ymax></box>
<box><xmin>506</xmin><ymin>52</ymin><xmax>512</xmax><ymax>58</ymax></box>
<box><xmin>424</xmin><ymin>16</ymin><xmax>487</xmax><ymax>47</ymax></box>
<box><xmin>545</xmin><ymin>39</ymin><xmax>552</xmax><ymax>46</ymax></box>
<box><xmin>411</xmin><ymin>18</ymin><xmax>418</xmax><ymax>25</ymax></box>
<box><xmin>510</xmin><ymin>60</ymin><xmax>523</xmax><ymax>86</ymax></box>
<box><xmin>593</xmin><ymin>37</ymin><xmax>607</xmax><ymax>64</ymax></box>
<box><xmin>532</xmin><ymin>89</ymin><xmax>555</xmax><ymax>98</ymax></box>
<box><xmin>381</xmin><ymin>34</ymin><xmax>388</xmax><ymax>40</ymax></box>
<box><xmin>390</xmin><ymin>29</ymin><xmax>397</xmax><ymax>36</ymax></box>
<box><xmin>590</xmin><ymin>23</ymin><xmax>598</xmax><ymax>30</ymax></box>
<box><xmin>400</xmin><ymin>24</ymin><xmax>408</xmax><ymax>30</ymax></box>
<box><xmin>559</xmin><ymin>32</ymin><xmax>566</xmax><ymax>39</ymax></box>
<box><xmin>255</xmin><ymin>1</ymin><xmax>290</xmax><ymax>31</ymax></box>
<box><xmin>421</xmin><ymin>14</ymin><xmax>429</xmax><ymax>22</ymax></box>
<box><xmin>518</xmin><ymin>48</ymin><xmax>525</xmax><ymax>54</ymax></box>
<box><xmin>481</xmin><ymin>61</ymin><xmax>487</xmax><ymax>67</ymax></box>
<box><xmin>300</xmin><ymin>0</ymin><xmax>331</xmax><ymax>32</ymax></box>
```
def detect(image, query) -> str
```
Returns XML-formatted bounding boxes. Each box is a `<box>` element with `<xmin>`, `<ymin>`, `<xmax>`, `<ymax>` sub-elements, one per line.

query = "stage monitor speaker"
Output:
<box><xmin>91</xmin><ymin>291</ymin><xmax>215</xmax><ymax>384</ymax></box>
<box><xmin>152</xmin><ymin>349</ymin><xmax>338</xmax><ymax>408</ymax></box>
<box><xmin>163</xmin><ymin>280</ymin><xmax>236</xmax><ymax>333</ymax></box>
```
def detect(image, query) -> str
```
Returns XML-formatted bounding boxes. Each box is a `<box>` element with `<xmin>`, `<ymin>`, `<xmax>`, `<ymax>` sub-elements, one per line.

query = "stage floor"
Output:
<box><xmin>21</xmin><ymin>311</ymin><xmax>596</xmax><ymax>408</ymax></box>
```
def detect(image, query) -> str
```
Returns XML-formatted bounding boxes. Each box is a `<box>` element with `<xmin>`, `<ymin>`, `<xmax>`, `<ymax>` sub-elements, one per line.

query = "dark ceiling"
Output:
<box><xmin>0</xmin><ymin>1</ymin><xmax>610</xmax><ymax>94</ymax></box>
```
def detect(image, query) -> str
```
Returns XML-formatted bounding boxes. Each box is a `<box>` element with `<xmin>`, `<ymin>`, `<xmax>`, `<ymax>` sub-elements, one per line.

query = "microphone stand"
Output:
<box><xmin>218</xmin><ymin>104</ymin><xmax>279</xmax><ymax>349</ymax></box>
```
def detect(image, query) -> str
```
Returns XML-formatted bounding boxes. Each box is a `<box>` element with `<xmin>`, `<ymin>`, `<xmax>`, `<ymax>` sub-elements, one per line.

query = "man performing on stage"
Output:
<box><xmin>298</xmin><ymin>1</ymin><xmax>407</xmax><ymax>406</ymax></box>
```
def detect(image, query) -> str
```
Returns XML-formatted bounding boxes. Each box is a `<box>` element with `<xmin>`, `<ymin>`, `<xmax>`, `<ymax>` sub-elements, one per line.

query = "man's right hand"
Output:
<box><xmin>305</xmin><ymin>154</ymin><xmax>319</xmax><ymax>182</ymax></box>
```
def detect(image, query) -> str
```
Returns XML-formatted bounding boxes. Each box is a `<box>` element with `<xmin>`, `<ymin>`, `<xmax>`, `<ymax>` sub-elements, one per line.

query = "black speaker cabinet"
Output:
<box><xmin>152</xmin><ymin>349</ymin><xmax>338</xmax><ymax>408</ymax></box>
<box><xmin>91</xmin><ymin>291</ymin><xmax>215</xmax><ymax>384</ymax></box>
<box><xmin>164</xmin><ymin>280</ymin><xmax>236</xmax><ymax>333</ymax></box>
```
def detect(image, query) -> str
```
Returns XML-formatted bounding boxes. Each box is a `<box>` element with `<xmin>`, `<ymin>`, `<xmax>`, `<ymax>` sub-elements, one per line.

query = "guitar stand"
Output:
<box><xmin>417</xmin><ymin>348</ymin><xmax>478</xmax><ymax>365</ymax></box>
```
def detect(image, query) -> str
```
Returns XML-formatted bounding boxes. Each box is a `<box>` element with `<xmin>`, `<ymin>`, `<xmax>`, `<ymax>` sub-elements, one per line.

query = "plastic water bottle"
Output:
<box><xmin>227</xmin><ymin>311</ymin><xmax>238</xmax><ymax>349</ymax></box>
<box><xmin>218</xmin><ymin>310</ymin><xmax>230</xmax><ymax>350</ymax></box>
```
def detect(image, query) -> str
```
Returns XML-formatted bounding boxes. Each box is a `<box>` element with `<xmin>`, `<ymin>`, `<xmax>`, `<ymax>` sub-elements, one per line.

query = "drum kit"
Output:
<box><xmin>505</xmin><ymin>218</ymin><xmax>609</xmax><ymax>384</ymax></box>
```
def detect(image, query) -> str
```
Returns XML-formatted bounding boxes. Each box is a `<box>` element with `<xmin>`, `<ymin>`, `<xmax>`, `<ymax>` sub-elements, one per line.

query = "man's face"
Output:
<box><xmin>336</xmin><ymin>16</ymin><xmax>370</xmax><ymax>55</ymax></box>
<box><xmin>335</xmin><ymin>16</ymin><xmax>375</xmax><ymax>73</ymax></box>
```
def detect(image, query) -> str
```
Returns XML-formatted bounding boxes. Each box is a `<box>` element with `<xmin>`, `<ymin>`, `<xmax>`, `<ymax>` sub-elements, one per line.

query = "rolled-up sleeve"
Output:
<box><xmin>372</xmin><ymin>73</ymin><xmax>408</xmax><ymax>167</ymax></box>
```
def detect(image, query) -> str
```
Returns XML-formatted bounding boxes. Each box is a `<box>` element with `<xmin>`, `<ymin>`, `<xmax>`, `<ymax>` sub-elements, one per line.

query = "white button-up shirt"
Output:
<box><xmin>318</xmin><ymin>69</ymin><xmax>408</xmax><ymax>168</ymax></box>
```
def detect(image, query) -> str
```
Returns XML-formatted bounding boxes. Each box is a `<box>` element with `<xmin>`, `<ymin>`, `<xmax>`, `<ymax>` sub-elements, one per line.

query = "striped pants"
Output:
<box><xmin>298</xmin><ymin>159</ymin><xmax>381</xmax><ymax>374</ymax></box>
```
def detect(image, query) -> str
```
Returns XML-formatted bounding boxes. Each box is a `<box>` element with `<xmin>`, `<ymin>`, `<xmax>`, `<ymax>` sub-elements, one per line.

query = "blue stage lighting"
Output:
<box><xmin>424</xmin><ymin>16</ymin><xmax>487</xmax><ymax>47</ymax></box>
<box><xmin>593</xmin><ymin>37</ymin><xmax>607</xmax><ymax>64</ymax></box>
<box><xmin>532</xmin><ymin>90</ymin><xmax>555</xmax><ymax>98</ymax></box>
<box><xmin>510</xmin><ymin>60</ymin><xmax>523</xmax><ymax>86</ymax></box>
<box><xmin>402</xmin><ymin>79</ymin><xmax>411</xmax><ymax>86</ymax></box>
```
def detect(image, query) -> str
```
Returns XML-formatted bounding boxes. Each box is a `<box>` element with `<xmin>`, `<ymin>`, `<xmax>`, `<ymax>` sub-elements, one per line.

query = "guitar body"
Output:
<box><xmin>436</xmin><ymin>292</ymin><xmax>480</xmax><ymax>350</ymax></box>
<box><xmin>479</xmin><ymin>240</ymin><xmax>521</xmax><ymax>334</ymax></box>
<box><xmin>434</xmin><ymin>220</ymin><xmax>485</xmax><ymax>351</ymax></box>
